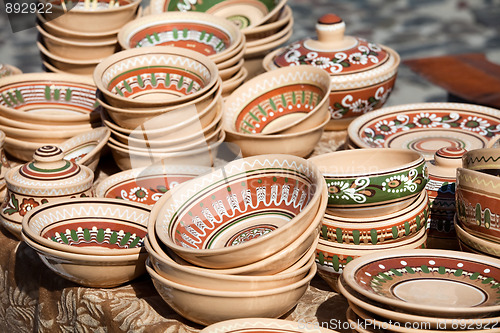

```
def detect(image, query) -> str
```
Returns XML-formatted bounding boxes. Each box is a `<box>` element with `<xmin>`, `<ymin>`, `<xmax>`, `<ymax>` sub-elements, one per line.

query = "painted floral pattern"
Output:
<box><xmin>2</xmin><ymin>195</ymin><xmax>44</xmax><ymax>216</ymax></box>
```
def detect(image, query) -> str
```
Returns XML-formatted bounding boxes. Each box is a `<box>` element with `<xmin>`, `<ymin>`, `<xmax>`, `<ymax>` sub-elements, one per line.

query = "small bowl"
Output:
<box><xmin>93</xmin><ymin>46</ymin><xmax>219</xmax><ymax>108</ymax></box>
<box><xmin>224</xmin><ymin>65</ymin><xmax>331</xmax><ymax>135</ymax></box>
<box><xmin>242</xmin><ymin>5</ymin><xmax>292</xmax><ymax>42</ymax></box>
<box><xmin>152</xmin><ymin>154</ymin><xmax>326</xmax><ymax>268</ymax></box>
<box><xmin>38</xmin><ymin>41</ymin><xmax>102</xmax><ymax>76</ymax></box>
<box><xmin>462</xmin><ymin>147</ymin><xmax>500</xmax><ymax>174</ymax></box>
<box><xmin>221</xmin><ymin>67</ymin><xmax>248</xmax><ymax>97</ymax></box>
<box><xmin>59</xmin><ymin>127</ymin><xmax>111</xmax><ymax>172</ymax></box>
<box><xmin>309</xmin><ymin>149</ymin><xmax>428</xmax><ymax>218</ymax></box>
<box><xmin>22</xmin><ymin>197</ymin><xmax>151</xmax><ymax>256</ymax></box>
<box><xmin>455</xmin><ymin>219</ymin><xmax>500</xmax><ymax>258</ymax></box>
<box><xmin>146</xmin><ymin>258</ymin><xmax>316</xmax><ymax>325</ymax></box>
<box><xmin>22</xmin><ymin>230</ymin><xmax>147</xmax><ymax>288</ymax></box>
<box><xmin>36</xmin><ymin>13</ymin><xmax>121</xmax><ymax>40</ymax></box>
<box><xmin>245</xmin><ymin>14</ymin><xmax>293</xmax><ymax>49</ymax></box>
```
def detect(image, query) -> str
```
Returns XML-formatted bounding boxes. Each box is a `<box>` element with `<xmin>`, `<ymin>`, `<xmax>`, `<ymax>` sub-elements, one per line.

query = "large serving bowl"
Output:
<box><xmin>224</xmin><ymin>65</ymin><xmax>331</xmax><ymax>135</ymax></box>
<box><xmin>146</xmin><ymin>258</ymin><xmax>316</xmax><ymax>326</ymax></box>
<box><xmin>151</xmin><ymin>154</ymin><xmax>326</xmax><ymax>268</ymax></box>
<box><xmin>93</xmin><ymin>46</ymin><xmax>219</xmax><ymax>108</ymax></box>
<box><xmin>309</xmin><ymin>149</ymin><xmax>428</xmax><ymax>218</ymax></box>
<box><xmin>59</xmin><ymin>127</ymin><xmax>110</xmax><ymax>172</ymax></box>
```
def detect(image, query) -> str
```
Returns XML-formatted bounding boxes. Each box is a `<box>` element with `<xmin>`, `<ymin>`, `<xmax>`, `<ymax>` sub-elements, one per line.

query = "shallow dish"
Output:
<box><xmin>59</xmin><ymin>127</ymin><xmax>110</xmax><ymax>172</ymax></box>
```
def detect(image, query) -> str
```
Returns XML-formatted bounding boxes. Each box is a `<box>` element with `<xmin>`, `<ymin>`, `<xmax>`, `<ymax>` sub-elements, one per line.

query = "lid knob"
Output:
<box><xmin>32</xmin><ymin>145</ymin><xmax>68</xmax><ymax>169</ymax></box>
<box><xmin>316</xmin><ymin>13</ymin><xmax>346</xmax><ymax>44</ymax></box>
<box><xmin>434</xmin><ymin>146</ymin><xmax>467</xmax><ymax>168</ymax></box>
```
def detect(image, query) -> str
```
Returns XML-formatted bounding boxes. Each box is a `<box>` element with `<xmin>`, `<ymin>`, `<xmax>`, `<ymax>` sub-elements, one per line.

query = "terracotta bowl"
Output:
<box><xmin>146</xmin><ymin>258</ymin><xmax>316</xmax><ymax>326</ymax></box>
<box><xmin>22</xmin><ymin>198</ymin><xmax>151</xmax><ymax>256</ymax></box>
<box><xmin>244</xmin><ymin>27</ymin><xmax>292</xmax><ymax>58</ymax></box>
<box><xmin>3</xmin><ymin>137</ymin><xmax>53</xmax><ymax>161</ymax></box>
<box><xmin>93</xmin><ymin>46</ymin><xmax>219</xmax><ymax>108</ymax></box>
<box><xmin>224</xmin><ymin>65</ymin><xmax>331</xmax><ymax>135</ymax></box>
<box><xmin>455</xmin><ymin>219</ymin><xmax>500</xmax><ymax>259</ymax></box>
<box><xmin>95</xmin><ymin>164</ymin><xmax>211</xmax><ymax>205</ymax></box>
<box><xmin>0</xmin><ymin>122</ymin><xmax>91</xmax><ymax>143</ymax></box>
<box><xmin>219</xmin><ymin>59</ymin><xmax>244</xmax><ymax>81</ymax></box>
<box><xmin>242</xmin><ymin>5</ymin><xmax>292</xmax><ymax>42</ymax></box>
<box><xmin>59</xmin><ymin>127</ymin><xmax>110</xmax><ymax>172</ymax></box>
<box><xmin>456</xmin><ymin>167</ymin><xmax>500</xmax><ymax>243</ymax></box>
<box><xmin>38</xmin><ymin>41</ymin><xmax>102</xmax><ymax>76</ymax></box>
<box><xmin>36</xmin><ymin>13</ymin><xmax>121</xmax><ymax>40</ymax></box>
<box><xmin>37</xmin><ymin>25</ymin><xmax>118</xmax><ymax>61</ymax></box>
<box><xmin>245</xmin><ymin>14</ymin><xmax>293</xmax><ymax>49</ymax></box>
<box><xmin>97</xmin><ymin>78</ymin><xmax>222</xmax><ymax>130</ymax></box>
<box><xmin>22</xmin><ymin>231</ymin><xmax>147</xmax><ymax>288</ymax></box>
<box><xmin>462</xmin><ymin>147</ymin><xmax>500</xmax><ymax>174</ymax></box>
<box><xmin>224</xmin><ymin>112</ymin><xmax>329</xmax><ymax>157</ymax></box>
<box><xmin>221</xmin><ymin>68</ymin><xmax>248</xmax><ymax>98</ymax></box>
<box><xmin>0</xmin><ymin>72</ymin><xmax>99</xmax><ymax>124</ymax></box>
<box><xmin>0</xmin><ymin>112</ymin><xmax>98</xmax><ymax>131</ymax></box>
<box><xmin>43</xmin><ymin>0</ymin><xmax>142</xmax><ymax>33</ymax></box>
<box><xmin>117</xmin><ymin>12</ymin><xmax>243</xmax><ymax>64</ymax></box>
<box><xmin>309</xmin><ymin>149</ymin><xmax>428</xmax><ymax>218</ymax></box>
<box><xmin>152</xmin><ymin>154</ymin><xmax>326</xmax><ymax>269</ymax></box>
<box><xmin>321</xmin><ymin>190</ymin><xmax>429</xmax><ymax>246</ymax></box>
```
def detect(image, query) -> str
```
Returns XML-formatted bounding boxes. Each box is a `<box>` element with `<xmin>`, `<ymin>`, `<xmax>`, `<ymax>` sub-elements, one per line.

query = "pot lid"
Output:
<box><xmin>268</xmin><ymin>13</ymin><xmax>390</xmax><ymax>75</ymax></box>
<box><xmin>6</xmin><ymin>146</ymin><xmax>93</xmax><ymax>193</ymax></box>
<box><xmin>426</xmin><ymin>146</ymin><xmax>467</xmax><ymax>180</ymax></box>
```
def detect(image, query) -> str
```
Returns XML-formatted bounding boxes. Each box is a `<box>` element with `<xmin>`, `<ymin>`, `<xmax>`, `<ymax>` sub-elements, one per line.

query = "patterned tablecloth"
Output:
<box><xmin>0</xmin><ymin>130</ymin><xmax>350</xmax><ymax>333</ymax></box>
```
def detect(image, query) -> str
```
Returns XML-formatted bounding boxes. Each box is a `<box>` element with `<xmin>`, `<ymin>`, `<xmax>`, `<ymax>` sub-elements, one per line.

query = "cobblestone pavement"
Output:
<box><xmin>0</xmin><ymin>0</ymin><xmax>499</xmax><ymax>106</ymax></box>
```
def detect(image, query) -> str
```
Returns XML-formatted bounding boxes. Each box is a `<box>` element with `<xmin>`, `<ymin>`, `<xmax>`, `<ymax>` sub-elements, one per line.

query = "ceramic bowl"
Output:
<box><xmin>152</xmin><ymin>154</ymin><xmax>326</xmax><ymax>269</ymax></box>
<box><xmin>93</xmin><ymin>46</ymin><xmax>219</xmax><ymax>108</ymax></box>
<box><xmin>225</xmin><ymin>112</ymin><xmax>329</xmax><ymax>158</ymax></box>
<box><xmin>117</xmin><ymin>12</ymin><xmax>243</xmax><ymax>64</ymax></box>
<box><xmin>242</xmin><ymin>5</ymin><xmax>291</xmax><ymax>41</ymax></box>
<box><xmin>0</xmin><ymin>111</ymin><xmax>98</xmax><ymax>131</ymax></box>
<box><xmin>0</xmin><ymin>121</ymin><xmax>91</xmax><ymax>143</ymax></box>
<box><xmin>22</xmin><ymin>230</ymin><xmax>147</xmax><ymax>288</ymax></box>
<box><xmin>200</xmin><ymin>318</ymin><xmax>335</xmax><ymax>333</ymax></box>
<box><xmin>263</xmin><ymin>13</ymin><xmax>400</xmax><ymax>130</ymax></box>
<box><xmin>37</xmin><ymin>25</ymin><xmax>119</xmax><ymax>61</ymax></box>
<box><xmin>36</xmin><ymin>13</ymin><xmax>121</xmax><ymax>40</ymax></box>
<box><xmin>221</xmin><ymin>68</ymin><xmax>248</xmax><ymax>98</ymax></box>
<box><xmin>146</xmin><ymin>258</ymin><xmax>316</xmax><ymax>325</ymax></box>
<box><xmin>219</xmin><ymin>59</ymin><xmax>244</xmax><ymax>81</ymax></box>
<box><xmin>462</xmin><ymin>147</ymin><xmax>500</xmax><ymax>174</ymax></box>
<box><xmin>3</xmin><ymin>137</ymin><xmax>52</xmax><ymax>162</ymax></box>
<box><xmin>59</xmin><ymin>127</ymin><xmax>110</xmax><ymax>172</ymax></box>
<box><xmin>43</xmin><ymin>0</ymin><xmax>142</xmax><ymax>33</ymax></box>
<box><xmin>309</xmin><ymin>149</ymin><xmax>428</xmax><ymax>218</ymax></box>
<box><xmin>342</xmin><ymin>248</ymin><xmax>500</xmax><ymax>317</ymax></box>
<box><xmin>224</xmin><ymin>65</ymin><xmax>330</xmax><ymax>135</ymax></box>
<box><xmin>245</xmin><ymin>14</ymin><xmax>293</xmax><ymax>49</ymax></box>
<box><xmin>455</xmin><ymin>219</ymin><xmax>500</xmax><ymax>258</ymax></box>
<box><xmin>321</xmin><ymin>190</ymin><xmax>429</xmax><ymax>246</ymax></box>
<box><xmin>38</xmin><ymin>41</ymin><xmax>102</xmax><ymax>76</ymax></box>
<box><xmin>0</xmin><ymin>72</ymin><xmax>99</xmax><ymax>125</ymax></box>
<box><xmin>22</xmin><ymin>198</ymin><xmax>151</xmax><ymax>256</ymax></box>
<box><xmin>96</xmin><ymin>164</ymin><xmax>211</xmax><ymax>205</ymax></box>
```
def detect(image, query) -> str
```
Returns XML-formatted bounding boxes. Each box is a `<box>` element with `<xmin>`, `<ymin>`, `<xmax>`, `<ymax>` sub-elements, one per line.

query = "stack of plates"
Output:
<box><xmin>340</xmin><ymin>249</ymin><xmax>500</xmax><ymax>333</ymax></box>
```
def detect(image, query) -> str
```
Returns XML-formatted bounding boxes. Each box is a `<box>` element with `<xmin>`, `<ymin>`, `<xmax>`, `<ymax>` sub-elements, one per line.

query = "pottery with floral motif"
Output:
<box><xmin>263</xmin><ymin>13</ymin><xmax>400</xmax><ymax>130</ymax></box>
<box><xmin>0</xmin><ymin>146</ymin><xmax>94</xmax><ymax>239</ymax></box>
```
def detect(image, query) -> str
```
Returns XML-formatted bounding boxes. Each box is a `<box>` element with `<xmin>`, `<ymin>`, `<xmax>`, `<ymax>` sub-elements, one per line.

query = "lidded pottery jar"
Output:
<box><xmin>263</xmin><ymin>13</ymin><xmax>400</xmax><ymax>130</ymax></box>
<box><xmin>0</xmin><ymin>146</ymin><xmax>94</xmax><ymax>239</ymax></box>
<box><xmin>425</xmin><ymin>146</ymin><xmax>466</xmax><ymax>249</ymax></box>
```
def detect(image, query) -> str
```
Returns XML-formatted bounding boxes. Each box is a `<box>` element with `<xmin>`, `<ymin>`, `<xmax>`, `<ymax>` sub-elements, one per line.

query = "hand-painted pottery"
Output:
<box><xmin>454</xmin><ymin>219</ymin><xmax>500</xmax><ymax>258</ymax></box>
<box><xmin>456</xmin><ymin>167</ymin><xmax>500</xmax><ymax>243</ymax></box>
<box><xmin>321</xmin><ymin>190</ymin><xmax>429</xmax><ymax>246</ymax></box>
<box><xmin>263</xmin><ymin>13</ymin><xmax>400</xmax><ymax>130</ymax></box>
<box><xmin>347</xmin><ymin>103</ymin><xmax>500</xmax><ymax>160</ymax></box>
<box><xmin>0</xmin><ymin>146</ymin><xmax>94</xmax><ymax>239</ymax></box>
<box><xmin>244</xmin><ymin>14</ymin><xmax>293</xmax><ymax>50</ymax></box>
<box><xmin>200</xmin><ymin>317</ymin><xmax>337</xmax><ymax>333</ymax></box>
<box><xmin>59</xmin><ymin>127</ymin><xmax>111</xmax><ymax>172</ymax></box>
<box><xmin>146</xmin><ymin>258</ymin><xmax>316</xmax><ymax>325</ymax></box>
<box><xmin>22</xmin><ymin>231</ymin><xmax>147</xmax><ymax>288</ymax></box>
<box><xmin>149</xmin><ymin>0</ymin><xmax>287</xmax><ymax>30</ymax></box>
<box><xmin>342</xmin><ymin>249</ymin><xmax>500</xmax><ymax>317</ymax></box>
<box><xmin>309</xmin><ymin>149</ymin><xmax>428</xmax><ymax>218</ymax></box>
<box><xmin>462</xmin><ymin>147</ymin><xmax>500</xmax><ymax>175</ymax></box>
<box><xmin>152</xmin><ymin>154</ymin><xmax>327</xmax><ymax>268</ymax></box>
<box><xmin>243</xmin><ymin>5</ymin><xmax>292</xmax><ymax>42</ymax></box>
<box><xmin>43</xmin><ymin>0</ymin><xmax>142</xmax><ymax>34</ymax></box>
<box><xmin>315</xmin><ymin>227</ymin><xmax>427</xmax><ymax>292</ymax></box>
<box><xmin>38</xmin><ymin>41</ymin><xmax>103</xmax><ymax>76</ymax></box>
<box><xmin>96</xmin><ymin>164</ymin><xmax>211</xmax><ymax>205</ymax></box>
<box><xmin>0</xmin><ymin>64</ymin><xmax>22</xmax><ymax>78</ymax></box>
<box><xmin>224</xmin><ymin>65</ymin><xmax>331</xmax><ymax>135</ymax></box>
<box><xmin>93</xmin><ymin>46</ymin><xmax>219</xmax><ymax>108</ymax></box>
<box><xmin>22</xmin><ymin>198</ymin><xmax>151</xmax><ymax>256</ymax></box>
<box><xmin>0</xmin><ymin>73</ymin><xmax>99</xmax><ymax>124</ymax></box>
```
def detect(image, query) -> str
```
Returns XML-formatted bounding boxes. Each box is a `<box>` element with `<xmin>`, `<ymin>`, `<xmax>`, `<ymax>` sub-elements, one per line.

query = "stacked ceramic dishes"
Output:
<box><xmin>223</xmin><ymin>65</ymin><xmax>331</xmax><ymax>157</ymax></box>
<box><xmin>36</xmin><ymin>0</ymin><xmax>142</xmax><ymax>76</ymax></box>
<box><xmin>340</xmin><ymin>249</ymin><xmax>500</xmax><ymax>333</ymax></box>
<box><xmin>117</xmin><ymin>12</ymin><xmax>247</xmax><ymax>98</ymax></box>
<box><xmin>263</xmin><ymin>13</ymin><xmax>400</xmax><ymax>131</ymax></box>
<box><xmin>146</xmin><ymin>154</ymin><xmax>327</xmax><ymax>325</ymax></box>
<box><xmin>308</xmin><ymin>149</ymin><xmax>430</xmax><ymax>291</ymax></box>
<box><xmin>20</xmin><ymin>197</ymin><xmax>151</xmax><ymax>288</ymax></box>
<box><xmin>0</xmin><ymin>73</ymin><xmax>100</xmax><ymax>161</ymax></box>
<box><xmin>93</xmin><ymin>46</ymin><xmax>225</xmax><ymax>170</ymax></box>
<box><xmin>455</xmin><ymin>147</ymin><xmax>500</xmax><ymax>258</ymax></box>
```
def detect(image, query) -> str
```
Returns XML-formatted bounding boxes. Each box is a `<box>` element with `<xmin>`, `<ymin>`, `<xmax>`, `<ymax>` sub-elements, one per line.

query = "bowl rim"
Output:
<box><xmin>36</xmin><ymin>24</ymin><xmax>118</xmax><ymax>47</ymax></box>
<box><xmin>59</xmin><ymin>127</ymin><xmax>111</xmax><ymax>166</ymax></box>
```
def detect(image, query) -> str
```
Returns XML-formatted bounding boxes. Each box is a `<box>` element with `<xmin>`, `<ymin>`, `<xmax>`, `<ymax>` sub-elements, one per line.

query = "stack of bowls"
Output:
<box><xmin>36</xmin><ymin>0</ymin><xmax>142</xmax><ymax>76</ymax></box>
<box><xmin>146</xmin><ymin>154</ymin><xmax>327</xmax><ymax>325</ymax></box>
<box><xmin>455</xmin><ymin>147</ymin><xmax>500</xmax><ymax>257</ymax></box>
<box><xmin>340</xmin><ymin>249</ymin><xmax>500</xmax><ymax>333</ymax></box>
<box><xmin>223</xmin><ymin>65</ymin><xmax>331</xmax><ymax>157</ymax></box>
<box><xmin>0</xmin><ymin>73</ymin><xmax>100</xmax><ymax>161</ymax></box>
<box><xmin>308</xmin><ymin>149</ymin><xmax>430</xmax><ymax>291</ymax></box>
<box><xmin>93</xmin><ymin>46</ymin><xmax>225</xmax><ymax>170</ymax></box>
<box><xmin>21</xmin><ymin>198</ymin><xmax>151</xmax><ymax>288</ymax></box>
<box><xmin>117</xmin><ymin>12</ymin><xmax>247</xmax><ymax>97</ymax></box>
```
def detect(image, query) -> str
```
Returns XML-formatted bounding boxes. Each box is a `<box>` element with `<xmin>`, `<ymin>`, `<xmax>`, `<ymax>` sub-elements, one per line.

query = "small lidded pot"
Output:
<box><xmin>425</xmin><ymin>146</ymin><xmax>466</xmax><ymax>249</ymax></box>
<box><xmin>0</xmin><ymin>146</ymin><xmax>94</xmax><ymax>239</ymax></box>
<box><xmin>263</xmin><ymin>13</ymin><xmax>400</xmax><ymax>130</ymax></box>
